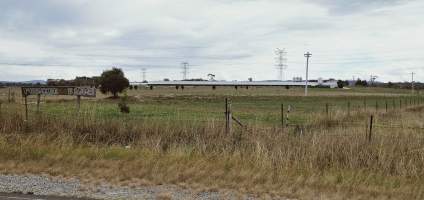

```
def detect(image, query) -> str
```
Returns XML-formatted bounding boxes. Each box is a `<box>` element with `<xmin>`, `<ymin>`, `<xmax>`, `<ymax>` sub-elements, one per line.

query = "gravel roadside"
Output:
<box><xmin>0</xmin><ymin>174</ymin><xmax>289</xmax><ymax>200</ymax></box>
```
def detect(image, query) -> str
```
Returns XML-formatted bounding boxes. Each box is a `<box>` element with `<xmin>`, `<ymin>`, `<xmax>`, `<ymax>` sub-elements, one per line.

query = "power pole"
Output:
<box><xmin>304</xmin><ymin>52</ymin><xmax>312</xmax><ymax>96</ymax></box>
<box><xmin>142</xmin><ymin>68</ymin><xmax>146</xmax><ymax>82</ymax></box>
<box><xmin>411</xmin><ymin>72</ymin><xmax>415</xmax><ymax>93</ymax></box>
<box><xmin>181</xmin><ymin>62</ymin><xmax>189</xmax><ymax>80</ymax></box>
<box><xmin>275</xmin><ymin>48</ymin><xmax>287</xmax><ymax>81</ymax></box>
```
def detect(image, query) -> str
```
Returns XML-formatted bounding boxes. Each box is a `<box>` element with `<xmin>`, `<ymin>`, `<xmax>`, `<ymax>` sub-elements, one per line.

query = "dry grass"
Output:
<box><xmin>156</xmin><ymin>192</ymin><xmax>172</xmax><ymax>200</ymax></box>
<box><xmin>0</xmin><ymin>87</ymin><xmax>424</xmax><ymax>199</ymax></box>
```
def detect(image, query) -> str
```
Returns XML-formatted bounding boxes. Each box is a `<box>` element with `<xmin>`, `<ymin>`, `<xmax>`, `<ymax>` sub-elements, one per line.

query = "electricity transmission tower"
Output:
<box><xmin>304</xmin><ymin>52</ymin><xmax>312</xmax><ymax>96</ymax></box>
<box><xmin>370</xmin><ymin>75</ymin><xmax>378</xmax><ymax>85</ymax></box>
<box><xmin>275</xmin><ymin>48</ymin><xmax>287</xmax><ymax>81</ymax></box>
<box><xmin>142</xmin><ymin>68</ymin><xmax>146</xmax><ymax>82</ymax></box>
<box><xmin>181</xmin><ymin>62</ymin><xmax>189</xmax><ymax>80</ymax></box>
<box><xmin>411</xmin><ymin>72</ymin><xmax>415</xmax><ymax>93</ymax></box>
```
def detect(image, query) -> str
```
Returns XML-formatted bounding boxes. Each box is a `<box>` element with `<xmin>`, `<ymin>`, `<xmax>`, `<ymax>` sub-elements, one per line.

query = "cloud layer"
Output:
<box><xmin>0</xmin><ymin>0</ymin><xmax>423</xmax><ymax>82</ymax></box>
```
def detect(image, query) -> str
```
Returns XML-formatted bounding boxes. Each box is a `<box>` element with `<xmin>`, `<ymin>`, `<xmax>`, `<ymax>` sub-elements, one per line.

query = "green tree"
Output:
<box><xmin>355</xmin><ymin>79</ymin><xmax>368</xmax><ymax>87</ymax></box>
<box><xmin>99</xmin><ymin>68</ymin><xmax>129</xmax><ymax>98</ymax></box>
<box><xmin>337</xmin><ymin>80</ymin><xmax>345</xmax><ymax>88</ymax></box>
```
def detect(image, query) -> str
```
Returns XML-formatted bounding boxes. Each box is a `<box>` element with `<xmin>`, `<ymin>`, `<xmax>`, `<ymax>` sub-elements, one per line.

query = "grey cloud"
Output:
<box><xmin>312</xmin><ymin>0</ymin><xmax>413</xmax><ymax>15</ymax></box>
<box><xmin>0</xmin><ymin>0</ymin><xmax>423</xmax><ymax>82</ymax></box>
<box><xmin>0</xmin><ymin>0</ymin><xmax>85</xmax><ymax>30</ymax></box>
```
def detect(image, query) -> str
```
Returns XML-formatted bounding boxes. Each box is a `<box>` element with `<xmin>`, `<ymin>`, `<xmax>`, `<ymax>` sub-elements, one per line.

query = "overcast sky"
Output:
<box><xmin>0</xmin><ymin>0</ymin><xmax>423</xmax><ymax>82</ymax></box>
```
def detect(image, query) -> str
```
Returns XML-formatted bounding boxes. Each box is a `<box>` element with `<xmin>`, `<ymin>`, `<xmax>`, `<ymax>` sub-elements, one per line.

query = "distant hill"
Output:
<box><xmin>0</xmin><ymin>80</ymin><xmax>46</xmax><ymax>85</ymax></box>
<box><xmin>22</xmin><ymin>80</ymin><xmax>47</xmax><ymax>84</ymax></box>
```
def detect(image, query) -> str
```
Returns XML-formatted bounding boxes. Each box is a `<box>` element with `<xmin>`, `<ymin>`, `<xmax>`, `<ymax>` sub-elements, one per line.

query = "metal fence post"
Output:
<box><xmin>385</xmin><ymin>100</ymin><xmax>388</xmax><ymax>113</ymax></box>
<box><xmin>281</xmin><ymin>103</ymin><xmax>284</xmax><ymax>131</ymax></box>
<box><xmin>228</xmin><ymin>100</ymin><xmax>232</xmax><ymax>134</ymax></box>
<box><xmin>225</xmin><ymin>98</ymin><xmax>228</xmax><ymax>134</ymax></box>
<box><xmin>368</xmin><ymin>115</ymin><xmax>374</xmax><ymax>142</ymax></box>
<box><xmin>286</xmin><ymin>105</ymin><xmax>291</xmax><ymax>128</ymax></box>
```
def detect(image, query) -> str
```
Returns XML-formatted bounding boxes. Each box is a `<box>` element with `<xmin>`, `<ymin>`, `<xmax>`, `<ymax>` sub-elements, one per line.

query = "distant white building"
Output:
<box><xmin>321</xmin><ymin>79</ymin><xmax>338</xmax><ymax>88</ymax></box>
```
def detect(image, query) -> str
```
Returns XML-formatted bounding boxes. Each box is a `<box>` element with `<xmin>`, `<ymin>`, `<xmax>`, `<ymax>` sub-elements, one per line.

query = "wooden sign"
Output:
<box><xmin>21</xmin><ymin>86</ymin><xmax>96</xmax><ymax>97</ymax></box>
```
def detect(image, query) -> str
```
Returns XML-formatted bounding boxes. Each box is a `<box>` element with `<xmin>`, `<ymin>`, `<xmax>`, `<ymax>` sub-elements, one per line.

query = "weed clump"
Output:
<box><xmin>118</xmin><ymin>92</ymin><xmax>130</xmax><ymax>113</ymax></box>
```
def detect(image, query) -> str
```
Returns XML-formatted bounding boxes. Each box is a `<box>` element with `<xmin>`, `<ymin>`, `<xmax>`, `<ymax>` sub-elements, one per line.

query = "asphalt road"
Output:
<box><xmin>0</xmin><ymin>193</ymin><xmax>94</xmax><ymax>200</ymax></box>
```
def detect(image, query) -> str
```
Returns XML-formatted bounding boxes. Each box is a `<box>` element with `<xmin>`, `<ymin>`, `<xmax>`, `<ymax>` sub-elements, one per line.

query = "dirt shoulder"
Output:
<box><xmin>0</xmin><ymin>174</ymin><xmax>290</xmax><ymax>200</ymax></box>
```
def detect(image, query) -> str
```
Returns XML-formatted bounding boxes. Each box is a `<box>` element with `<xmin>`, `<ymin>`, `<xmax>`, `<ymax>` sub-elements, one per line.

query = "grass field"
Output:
<box><xmin>0</xmin><ymin>86</ymin><xmax>424</xmax><ymax>199</ymax></box>
<box><xmin>1</xmin><ymin>86</ymin><xmax>421</xmax><ymax>125</ymax></box>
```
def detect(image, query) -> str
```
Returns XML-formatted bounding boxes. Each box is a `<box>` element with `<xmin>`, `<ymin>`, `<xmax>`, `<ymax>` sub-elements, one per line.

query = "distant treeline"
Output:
<box><xmin>0</xmin><ymin>82</ymin><xmax>39</xmax><ymax>87</ymax></box>
<box><xmin>336</xmin><ymin>79</ymin><xmax>422</xmax><ymax>90</ymax></box>
<box><xmin>46</xmin><ymin>76</ymin><xmax>101</xmax><ymax>87</ymax></box>
<box><xmin>383</xmin><ymin>81</ymin><xmax>424</xmax><ymax>90</ymax></box>
<box><xmin>0</xmin><ymin>76</ymin><xmax>100</xmax><ymax>87</ymax></box>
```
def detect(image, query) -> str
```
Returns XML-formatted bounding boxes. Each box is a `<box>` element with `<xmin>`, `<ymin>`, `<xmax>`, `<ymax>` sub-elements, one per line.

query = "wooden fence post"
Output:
<box><xmin>225</xmin><ymin>98</ymin><xmax>232</xmax><ymax>134</ymax></box>
<box><xmin>368</xmin><ymin>115</ymin><xmax>374</xmax><ymax>142</ymax></box>
<box><xmin>400</xmin><ymin>99</ymin><xmax>402</xmax><ymax>109</ymax></box>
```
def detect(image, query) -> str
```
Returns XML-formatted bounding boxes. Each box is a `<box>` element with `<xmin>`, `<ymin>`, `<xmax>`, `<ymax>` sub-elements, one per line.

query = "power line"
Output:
<box><xmin>275</xmin><ymin>48</ymin><xmax>287</xmax><ymax>81</ymax></box>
